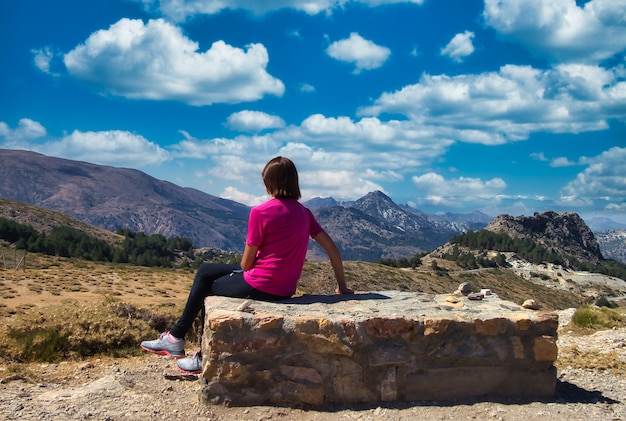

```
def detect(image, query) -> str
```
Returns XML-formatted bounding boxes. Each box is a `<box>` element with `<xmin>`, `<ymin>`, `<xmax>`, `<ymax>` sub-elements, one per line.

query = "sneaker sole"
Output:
<box><xmin>140</xmin><ymin>345</ymin><xmax>185</xmax><ymax>358</ymax></box>
<box><xmin>178</xmin><ymin>367</ymin><xmax>201</xmax><ymax>375</ymax></box>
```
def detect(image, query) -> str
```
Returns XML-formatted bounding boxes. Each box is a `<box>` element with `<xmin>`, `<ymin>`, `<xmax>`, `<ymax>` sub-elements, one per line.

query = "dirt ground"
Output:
<box><xmin>2</xmin><ymin>258</ymin><xmax>626</xmax><ymax>420</ymax></box>
<box><xmin>1</xmin><ymin>322</ymin><xmax>625</xmax><ymax>421</ymax></box>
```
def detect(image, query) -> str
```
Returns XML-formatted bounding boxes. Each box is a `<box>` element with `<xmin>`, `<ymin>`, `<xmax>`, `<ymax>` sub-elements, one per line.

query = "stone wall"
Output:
<box><xmin>199</xmin><ymin>291</ymin><xmax>558</xmax><ymax>407</ymax></box>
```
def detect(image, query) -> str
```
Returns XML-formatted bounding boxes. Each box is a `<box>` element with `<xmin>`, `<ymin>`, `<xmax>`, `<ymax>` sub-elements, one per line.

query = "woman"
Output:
<box><xmin>141</xmin><ymin>156</ymin><xmax>352</xmax><ymax>374</ymax></box>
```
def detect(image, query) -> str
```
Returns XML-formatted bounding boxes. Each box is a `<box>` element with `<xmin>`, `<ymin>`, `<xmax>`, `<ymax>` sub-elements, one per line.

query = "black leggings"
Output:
<box><xmin>169</xmin><ymin>263</ymin><xmax>289</xmax><ymax>339</ymax></box>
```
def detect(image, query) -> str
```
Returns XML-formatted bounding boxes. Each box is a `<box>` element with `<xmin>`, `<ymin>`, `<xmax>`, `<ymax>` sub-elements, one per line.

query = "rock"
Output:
<box><xmin>456</xmin><ymin>282</ymin><xmax>472</xmax><ymax>295</ymax></box>
<box><xmin>199</xmin><ymin>291</ymin><xmax>558</xmax><ymax>406</ymax></box>
<box><xmin>485</xmin><ymin>211</ymin><xmax>603</xmax><ymax>266</ymax></box>
<box><xmin>522</xmin><ymin>299</ymin><xmax>541</xmax><ymax>310</ymax></box>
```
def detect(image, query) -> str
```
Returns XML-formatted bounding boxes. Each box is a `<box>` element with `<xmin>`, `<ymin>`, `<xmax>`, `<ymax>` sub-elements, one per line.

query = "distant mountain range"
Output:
<box><xmin>0</xmin><ymin>149</ymin><xmax>623</xmax><ymax>262</ymax></box>
<box><xmin>303</xmin><ymin>191</ymin><xmax>491</xmax><ymax>260</ymax></box>
<box><xmin>0</xmin><ymin>149</ymin><xmax>250</xmax><ymax>251</ymax></box>
<box><xmin>586</xmin><ymin>217</ymin><xmax>626</xmax><ymax>231</ymax></box>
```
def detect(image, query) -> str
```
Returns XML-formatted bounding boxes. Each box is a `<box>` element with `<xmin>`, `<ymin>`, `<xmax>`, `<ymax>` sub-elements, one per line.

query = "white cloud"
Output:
<box><xmin>483</xmin><ymin>0</ymin><xmax>626</xmax><ymax>63</ymax></box>
<box><xmin>301</xmin><ymin>114</ymin><xmax>394</xmax><ymax>143</ymax></box>
<box><xmin>136</xmin><ymin>0</ymin><xmax>424</xmax><ymax>22</ymax></box>
<box><xmin>32</xmin><ymin>47</ymin><xmax>58</xmax><ymax>75</ymax></box>
<box><xmin>1</xmin><ymin>120</ymin><xmax>170</xmax><ymax>168</ymax></box>
<box><xmin>530</xmin><ymin>152</ymin><xmax>548</xmax><ymax>161</ymax></box>
<box><xmin>560</xmin><ymin>146</ymin><xmax>626</xmax><ymax>203</ymax></box>
<box><xmin>605</xmin><ymin>202</ymin><xmax>626</xmax><ymax>212</ymax></box>
<box><xmin>221</xmin><ymin>186</ymin><xmax>267</xmax><ymax>206</ymax></box>
<box><xmin>411</xmin><ymin>172</ymin><xmax>507</xmax><ymax>208</ymax></box>
<box><xmin>326</xmin><ymin>33</ymin><xmax>391</xmax><ymax>74</ymax></box>
<box><xmin>174</xmin><ymin>138</ymin><xmax>385</xmax><ymax>201</ymax></box>
<box><xmin>63</xmin><ymin>18</ymin><xmax>284</xmax><ymax>105</ymax></box>
<box><xmin>440</xmin><ymin>31</ymin><xmax>475</xmax><ymax>63</ymax></box>
<box><xmin>43</xmin><ymin>129</ymin><xmax>170</xmax><ymax>167</ymax></box>
<box><xmin>226</xmin><ymin>111</ymin><xmax>286</xmax><ymax>132</ymax></box>
<box><xmin>360</xmin><ymin>64</ymin><xmax>626</xmax><ymax>144</ymax></box>
<box><xmin>550</xmin><ymin>157</ymin><xmax>577</xmax><ymax>167</ymax></box>
<box><xmin>299</xmin><ymin>83</ymin><xmax>316</xmax><ymax>93</ymax></box>
<box><xmin>0</xmin><ymin>119</ymin><xmax>47</xmax><ymax>146</ymax></box>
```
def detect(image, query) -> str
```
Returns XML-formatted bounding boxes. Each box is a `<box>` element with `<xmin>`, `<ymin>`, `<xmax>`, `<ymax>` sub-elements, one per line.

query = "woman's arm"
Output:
<box><xmin>313</xmin><ymin>231</ymin><xmax>353</xmax><ymax>294</ymax></box>
<box><xmin>240</xmin><ymin>244</ymin><xmax>259</xmax><ymax>271</ymax></box>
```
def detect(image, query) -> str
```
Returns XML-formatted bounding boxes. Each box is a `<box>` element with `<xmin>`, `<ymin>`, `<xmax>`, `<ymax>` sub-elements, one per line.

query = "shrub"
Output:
<box><xmin>571</xmin><ymin>305</ymin><xmax>623</xmax><ymax>329</ymax></box>
<box><xmin>595</xmin><ymin>296</ymin><xmax>618</xmax><ymax>309</ymax></box>
<box><xmin>0</xmin><ymin>300</ymin><xmax>184</xmax><ymax>362</ymax></box>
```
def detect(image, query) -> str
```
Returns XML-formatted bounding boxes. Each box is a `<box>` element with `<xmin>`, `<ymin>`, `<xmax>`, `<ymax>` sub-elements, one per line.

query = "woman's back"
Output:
<box><xmin>244</xmin><ymin>198</ymin><xmax>322</xmax><ymax>296</ymax></box>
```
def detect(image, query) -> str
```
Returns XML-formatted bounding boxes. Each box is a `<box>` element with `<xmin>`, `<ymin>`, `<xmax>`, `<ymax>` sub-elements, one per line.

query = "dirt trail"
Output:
<box><xmin>1</xmin><ymin>325</ymin><xmax>625</xmax><ymax>421</ymax></box>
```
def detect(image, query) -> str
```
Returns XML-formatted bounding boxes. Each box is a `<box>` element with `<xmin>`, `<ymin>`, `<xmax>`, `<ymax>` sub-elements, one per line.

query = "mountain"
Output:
<box><xmin>308</xmin><ymin>191</ymin><xmax>478</xmax><ymax>261</ymax></box>
<box><xmin>485</xmin><ymin>211</ymin><xmax>604</xmax><ymax>265</ymax></box>
<box><xmin>1</xmin><ymin>150</ymin><xmax>493</xmax><ymax>261</ymax></box>
<box><xmin>303</xmin><ymin>197</ymin><xmax>351</xmax><ymax>210</ymax></box>
<box><xmin>0</xmin><ymin>149</ymin><xmax>250</xmax><ymax>251</ymax></box>
<box><xmin>586</xmin><ymin>217</ymin><xmax>626</xmax><ymax>231</ymax></box>
<box><xmin>0</xmin><ymin>197</ymin><xmax>124</xmax><ymax>246</ymax></box>
<box><xmin>429</xmin><ymin>210</ymin><xmax>493</xmax><ymax>229</ymax></box>
<box><xmin>595</xmin><ymin>229</ymin><xmax>626</xmax><ymax>263</ymax></box>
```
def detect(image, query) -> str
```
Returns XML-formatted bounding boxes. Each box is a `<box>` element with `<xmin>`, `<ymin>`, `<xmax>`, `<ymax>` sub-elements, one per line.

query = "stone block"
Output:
<box><xmin>199</xmin><ymin>291</ymin><xmax>558</xmax><ymax>406</ymax></box>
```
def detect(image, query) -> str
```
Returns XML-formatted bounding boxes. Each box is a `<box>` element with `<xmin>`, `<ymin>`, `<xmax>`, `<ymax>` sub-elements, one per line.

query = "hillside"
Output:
<box><xmin>428</xmin><ymin>211</ymin><xmax>626</xmax><ymax>302</ymax></box>
<box><xmin>0</xmin><ymin>149</ymin><xmax>250</xmax><ymax>251</ymax></box>
<box><xmin>596</xmin><ymin>229</ymin><xmax>626</xmax><ymax>263</ymax></box>
<box><xmin>2</xmin><ymin>206</ymin><xmax>621</xmax><ymax>319</ymax></box>
<box><xmin>485</xmin><ymin>211</ymin><xmax>603</xmax><ymax>265</ymax></box>
<box><xmin>309</xmin><ymin>191</ymin><xmax>491</xmax><ymax>260</ymax></box>
<box><xmin>0</xmin><ymin>197</ymin><xmax>123</xmax><ymax>246</ymax></box>
<box><xmin>0</xmin><ymin>149</ymin><xmax>623</xmax><ymax>263</ymax></box>
<box><xmin>0</xmin><ymin>149</ymin><xmax>486</xmax><ymax>261</ymax></box>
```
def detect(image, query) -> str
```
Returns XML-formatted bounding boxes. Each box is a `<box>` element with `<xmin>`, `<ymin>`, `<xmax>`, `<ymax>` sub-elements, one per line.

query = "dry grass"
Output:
<box><xmin>0</xmin><ymin>252</ymin><xmax>614</xmax><ymax>364</ymax></box>
<box><xmin>555</xmin><ymin>304</ymin><xmax>626</xmax><ymax>373</ymax></box>
<box><xmin>557</xmin><ymin>347</ymin><xmax>626</xmax><ymax>373</ymax></box>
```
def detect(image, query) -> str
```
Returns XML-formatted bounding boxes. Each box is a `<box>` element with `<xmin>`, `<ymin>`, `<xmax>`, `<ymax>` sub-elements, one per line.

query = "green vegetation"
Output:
<box><xmin>378</xmin><ymin>253</ymin><xmax>424</xmax><ymax>268</ymax></box>
<box><xmin>439</xmin><ymin>244</ymin><xmax>506</xmax><ymax>269</ymax></box>
<box><xmin>0</xmin><ymin>217</ymin><xmax>195</xmax><ymax>268</ymax></box>
<box><xmin>0</xmin><ymin>300</ymin><xmax>188</xmax><ymax>362</ymax></box>
<box><xmin>595</xmin><ymin>296</ymin><xmax>618</xmax><ymax>309</ymax></box>
<box><xmin>450</xmin><ymin>230</ymin><xmax>566</xmax><ymax>266</ymax></box>
<box><xmin>114</xmin><ymin>228</ymin><xmax>194</xmax><ymax>267</ymax></box>
<box><xmin>571</xmin><ymin>305</ymin><xmax>623</xmax><ymax>329</ymax></box>
<box><xmin>449</xmin><ymin>229</ymin><xmax>626</xmax><ymax>279</ymax></box>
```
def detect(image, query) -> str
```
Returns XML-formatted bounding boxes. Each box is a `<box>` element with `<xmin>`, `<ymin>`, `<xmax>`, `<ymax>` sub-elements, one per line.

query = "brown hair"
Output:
<box><xmin>262</xmin><ymin>156</ymin><xmax>301</xmax><ymax>199</ymax></box>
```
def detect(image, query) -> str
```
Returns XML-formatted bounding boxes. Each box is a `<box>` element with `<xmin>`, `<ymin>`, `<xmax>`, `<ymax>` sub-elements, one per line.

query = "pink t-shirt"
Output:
<box><xmin>243</xmin><ymin>198</ymin><xmax>323</xmax><ymax>297</ymax></box>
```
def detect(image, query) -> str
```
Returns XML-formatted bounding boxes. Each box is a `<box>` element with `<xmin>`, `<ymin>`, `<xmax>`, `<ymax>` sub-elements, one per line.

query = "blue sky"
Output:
<box><xmin>1</xmin><ymin>0</ymin><xmax>626</xmax><ymax>223</ymax></box>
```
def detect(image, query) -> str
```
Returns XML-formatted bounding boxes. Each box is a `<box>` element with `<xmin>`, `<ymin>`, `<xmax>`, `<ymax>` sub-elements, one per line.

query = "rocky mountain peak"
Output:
<box><xmin>352</xmin><ymin>190</ymin><xmax>414</xmax><ymax>228</ymax></box>
<box><xmin>354</xmin><ymin>190</ymin><xmax>395</xmax><ymax>207</ymax></box>
<box><xmin>485</xmin><ymin>211</ymin><xmax>603</xmax><ymax>264</ymax></box>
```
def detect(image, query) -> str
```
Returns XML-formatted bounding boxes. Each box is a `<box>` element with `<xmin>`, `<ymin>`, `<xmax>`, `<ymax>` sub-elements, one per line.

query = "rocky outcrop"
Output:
<box><xmin>486</xmin><ymin>211</ymin><xmax>603</xmax><ymax>265</ymax></box>
<box><xmin>199</xmin><ymin>291</ymin><xmax>558</xmax><ymax>407</ymax></box>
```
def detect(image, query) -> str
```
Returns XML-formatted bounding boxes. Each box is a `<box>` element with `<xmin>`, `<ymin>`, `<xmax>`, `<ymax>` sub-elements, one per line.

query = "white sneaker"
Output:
<box><xmin>140</xmin><ymin>331</ymin><xmax>185</xmax><ymax>358</ymax></box>
<box><xmin>177</xmin><ymin>351</ymin><xmax>202</xmax><ymax>374</ymax></box>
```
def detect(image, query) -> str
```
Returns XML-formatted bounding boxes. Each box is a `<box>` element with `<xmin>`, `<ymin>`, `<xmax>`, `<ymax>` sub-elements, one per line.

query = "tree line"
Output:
<box><xmin>449</xmin><ymin>229</ymin><xmax>626</xmax><ymax>279</ymax></box>
<box><xmin>0</xmin><ymin>217</ymin><xmax>194</xmax><ymax>268</ymax></box>
<box><xmin>449</xmin><ymin>230</ymin><xmax>566</xmax><ymax>266</ymax></box>
<box><xmin>378</xmin><ymin>254</ymin><xmax>424</xmax><ymax>268</ymax></box>
<box><xmin>379</xmin><ymin>228</ymin><xmax>626</xmax><ymax>281</ymax></box>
